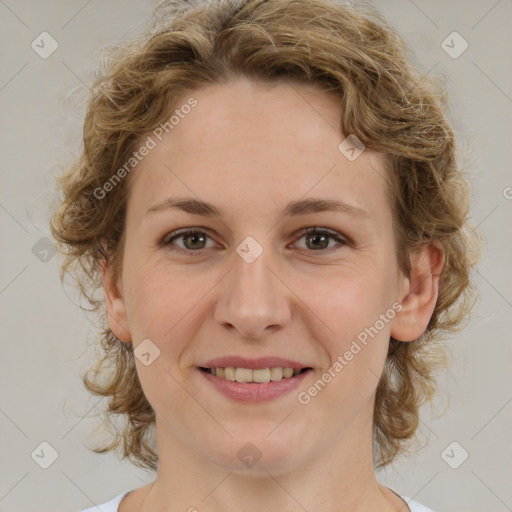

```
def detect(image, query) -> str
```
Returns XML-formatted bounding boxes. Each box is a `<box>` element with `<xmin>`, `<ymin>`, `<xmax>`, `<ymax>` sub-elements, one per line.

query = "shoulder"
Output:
<box><xmin>78</xmin><ymin>491</ymin><xmax>132</xmax><ymax>512</ymax></box>
<box><xmin>401</xmin><ymin>495</ymin><xmax>435</xmax><ymax>512</ymax></box>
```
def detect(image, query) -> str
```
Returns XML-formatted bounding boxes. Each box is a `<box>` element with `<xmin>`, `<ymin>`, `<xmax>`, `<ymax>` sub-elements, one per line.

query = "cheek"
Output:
<box><xmin>302</xmin><ymin>264</ymin><xmax>395</xmax><ymax>337</ymax></box>
<box><xmin>298</xmin><ymin>266</ymin><xmax>395</xmax><ymax>391</ymax></box>
<box><xmin>123</xmin><ymin>258</ymin><xmax>207</xmax><ymax>343</ymax></box>
<box><xmin>301</xmin><ymin>285</ymin><xmax>393</xmax><ymax>420</ymax></box>
<box><xmin>121</xmin><ymin>264</ymin><xmax>207</xmax><ymax>408</ymax></box>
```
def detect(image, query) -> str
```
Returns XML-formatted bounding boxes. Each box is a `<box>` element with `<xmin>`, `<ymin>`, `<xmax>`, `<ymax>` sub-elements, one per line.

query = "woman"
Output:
<box><xmin>50</xmin><ymin>0</ymin><xmax>480</xmax><ymax>510</ymax></box>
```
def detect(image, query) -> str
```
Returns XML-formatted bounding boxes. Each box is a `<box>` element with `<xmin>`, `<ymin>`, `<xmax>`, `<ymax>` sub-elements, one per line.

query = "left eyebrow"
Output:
<box><xmin>145</xmin><ymin>196</ymin><xmax>370</xmax><ymax>220</ymax></box>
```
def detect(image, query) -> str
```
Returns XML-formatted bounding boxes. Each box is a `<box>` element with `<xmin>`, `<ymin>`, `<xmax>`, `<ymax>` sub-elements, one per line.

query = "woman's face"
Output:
<box><xmin>103</xmin><ymin>77</ymin><xmax>429</xmax><ymax>473</ymax></box>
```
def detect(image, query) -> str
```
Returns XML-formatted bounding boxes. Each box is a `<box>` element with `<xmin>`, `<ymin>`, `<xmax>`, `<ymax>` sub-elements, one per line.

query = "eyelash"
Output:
<box><xmin>161</xmin><ymin>226</ymin><xmax>348</xmax><ymax>256</ymax></box>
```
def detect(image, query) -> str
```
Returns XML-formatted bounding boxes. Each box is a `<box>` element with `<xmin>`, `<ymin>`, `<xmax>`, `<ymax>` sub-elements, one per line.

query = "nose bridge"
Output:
<box><xmin>213</xmin><ymin>238</ymin><xmax>291</xmax><ymax>337</ymax></box>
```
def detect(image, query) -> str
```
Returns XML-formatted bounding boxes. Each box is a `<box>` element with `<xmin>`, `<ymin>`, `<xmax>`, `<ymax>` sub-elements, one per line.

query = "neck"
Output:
<box><xmin>135</xmin><ymin>407</ymin><xmax>405</xmax><ymax>512</ymax></box>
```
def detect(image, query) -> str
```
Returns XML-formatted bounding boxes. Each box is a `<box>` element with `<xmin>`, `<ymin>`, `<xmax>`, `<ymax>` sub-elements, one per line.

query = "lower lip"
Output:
<box><xmin>198</xmin><ymin>368</ymin><xmax>313</xmax><ymax>403</ymax></box>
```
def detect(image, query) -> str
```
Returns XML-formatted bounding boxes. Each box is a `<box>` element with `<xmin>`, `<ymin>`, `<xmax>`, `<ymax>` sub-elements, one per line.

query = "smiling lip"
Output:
<box><xmin>198</xmin><ymin>366</ymin><xmax>312</xmax><ymax>402</ymax></box>
<box><xmin>197</xmin><ymin>356</ymin><xmax>313</xmax><ymax>403</ymax></box>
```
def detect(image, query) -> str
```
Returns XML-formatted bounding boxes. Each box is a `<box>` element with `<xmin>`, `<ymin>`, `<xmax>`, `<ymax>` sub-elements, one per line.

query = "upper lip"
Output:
<box><xmin>200</xmin><ymin>356</ymin><xmax>312</xmax><ymax>370</ymax></box>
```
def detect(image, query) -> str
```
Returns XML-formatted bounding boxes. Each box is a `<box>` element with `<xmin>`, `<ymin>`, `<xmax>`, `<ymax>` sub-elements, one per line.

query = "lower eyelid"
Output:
<box><xmin>169</xmin><ymin>246</ymin><xmax>344</xmax><ymax>258</ymax></box>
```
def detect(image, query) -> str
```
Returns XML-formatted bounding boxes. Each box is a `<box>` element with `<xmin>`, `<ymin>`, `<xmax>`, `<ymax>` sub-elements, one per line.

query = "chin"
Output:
<box><xmin>205</xmin><ymin>433</ymin><xmax>307</xmax><ymax>475</ymax></box>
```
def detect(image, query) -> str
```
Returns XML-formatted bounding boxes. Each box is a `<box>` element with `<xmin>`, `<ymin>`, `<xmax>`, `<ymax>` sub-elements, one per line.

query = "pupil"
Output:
<box><xmin>186</xmin><ymin>233</ymin><xmax>205</xmax><ymax>249</ymax></box>
<box><xmin>308</xmin><ymin>233</ymin><xmax>328</xmax><ymax>250</ymax></box>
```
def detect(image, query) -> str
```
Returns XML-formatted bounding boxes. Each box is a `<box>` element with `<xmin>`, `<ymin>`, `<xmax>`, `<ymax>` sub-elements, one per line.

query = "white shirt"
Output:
<box><xmin>79</xmin><ymin>490</ymin><xmax>434</xmax><ymax>511</ymax></box>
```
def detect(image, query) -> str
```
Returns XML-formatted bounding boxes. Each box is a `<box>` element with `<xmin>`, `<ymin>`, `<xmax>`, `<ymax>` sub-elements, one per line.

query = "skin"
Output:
<box><xmin>102</xmin><ymin>76</ymin><xmax>444</xmax><ymax>512</ymax></box>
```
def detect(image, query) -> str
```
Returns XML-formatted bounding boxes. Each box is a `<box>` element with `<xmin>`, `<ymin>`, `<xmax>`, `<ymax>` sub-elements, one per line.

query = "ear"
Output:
<box><xmin>99</xmin><ymin>247</ymin><xmax>132</xmax><ymax>343</ymax></box>
<box><xmin>390</xmin><ymin>240</ymin><xmax>445</xmax><ymax>342</ymax></box>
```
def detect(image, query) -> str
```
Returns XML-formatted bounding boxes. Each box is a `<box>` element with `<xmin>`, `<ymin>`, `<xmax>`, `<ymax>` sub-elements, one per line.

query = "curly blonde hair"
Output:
<box><xmin>50</xmin><ymin>0</ymin><xmax>481</xmax><ymax>471</ymax></box>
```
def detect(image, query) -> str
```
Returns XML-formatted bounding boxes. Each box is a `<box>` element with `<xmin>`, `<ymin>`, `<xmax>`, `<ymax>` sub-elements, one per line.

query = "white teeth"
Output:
<box><xmin>208</xmin><ymin>366</ymin><xmax>303</xmax><ymax>383</ymax></box>
<box><xmin>252</xmin><ymin>368</ymin><xmax>271</xmax><ymax>383</ymax></box>
<box><xmin>283</xmin><ymin>367</ymin><xmax>294</xmax><ymax>378</ymax></box>
<box><xmin>235</xmin><ymin>367</ymin><xmax>253</xmax><ymax>383</ymax></box>
<box><xmin>224</xmin><ymin>367</ymin><xmax>235</xmax><ymax>381</ymax></box>
<box><xmin>270</xmin><ymin>367</ymin><xmax>283</xmax><ymax>381</ymax></box>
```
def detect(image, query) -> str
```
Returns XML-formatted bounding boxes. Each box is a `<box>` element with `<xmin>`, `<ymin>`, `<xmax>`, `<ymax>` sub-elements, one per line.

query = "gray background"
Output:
<box><xmin>0</xmin><ymin>1</ymin><xmax>511</xmax><ymax>511</ymax></box>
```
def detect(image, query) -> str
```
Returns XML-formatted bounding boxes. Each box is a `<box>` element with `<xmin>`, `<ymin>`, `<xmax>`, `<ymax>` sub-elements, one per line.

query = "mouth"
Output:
<box><xmin>196</xmin><ymin>356</ymin><xmax>314</xmax><ymax>402</ymax></box>
<box><xmin>198</xmin><ymin>366</ymin><xmax>313</xmax><ymax>383</ymax></box>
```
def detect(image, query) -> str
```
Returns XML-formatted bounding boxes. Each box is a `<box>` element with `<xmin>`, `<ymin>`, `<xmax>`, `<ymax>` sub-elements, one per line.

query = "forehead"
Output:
<box><xmin>165</xmin><ymin>77</ymin><xmax>346</xmax><ymax>152</ymax></box>
<box><xmin>127</xmin><ymin>77</ymin><xmax>390</xmax><ymax>223</ymax></box>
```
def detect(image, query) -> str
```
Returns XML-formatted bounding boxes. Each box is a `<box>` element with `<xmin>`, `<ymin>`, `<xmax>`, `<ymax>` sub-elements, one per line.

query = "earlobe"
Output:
<box><xmin>390</xmin><ymin>240</ymin><xmax>445</xmax><ymax>342</ymax></box>
<box><xmin>99</xmin><ymin>254</ymin><xmax>132</xmax><ymax>343</ymax></box>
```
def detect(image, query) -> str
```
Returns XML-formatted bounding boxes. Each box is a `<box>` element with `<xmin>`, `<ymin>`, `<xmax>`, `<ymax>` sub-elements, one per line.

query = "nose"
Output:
<box><xmin>213</xmin><ymin>244</ymin><xmax>292</xmax><ymax>339</ymax></box>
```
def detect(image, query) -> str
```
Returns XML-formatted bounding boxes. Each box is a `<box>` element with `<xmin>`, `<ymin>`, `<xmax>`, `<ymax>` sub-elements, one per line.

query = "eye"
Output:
<box><xmin>291</xmin><ymin>226</ymin><xmax>347</xmax><ymax>253</ymax></box>
<box><xmin>161</xmin><ymin>226</ymin><xmax>348</xmax><ymax>256</ymax></box>
<box><xmin>161</xmin><ymin>228</ymin><xmax>216</xmax><ymax>256</ymax></box>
